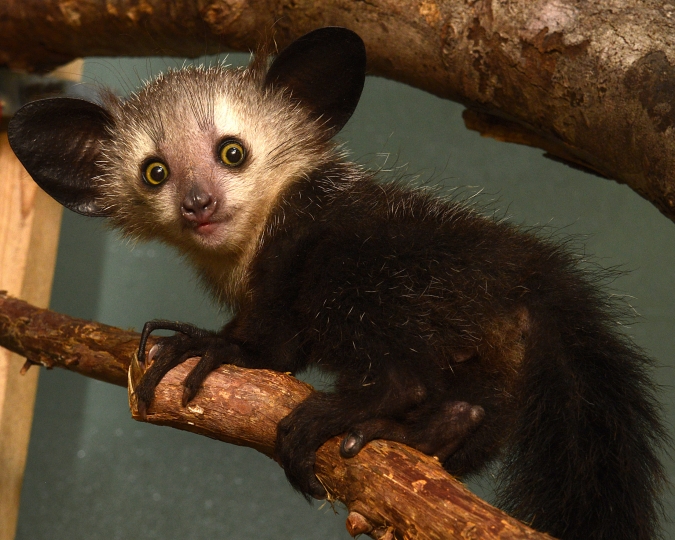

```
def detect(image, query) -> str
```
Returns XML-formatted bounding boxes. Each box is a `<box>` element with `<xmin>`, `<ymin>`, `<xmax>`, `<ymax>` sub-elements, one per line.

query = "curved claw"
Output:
<box><xmin>181</xmin><ymin>349</ymin><xmax>228</xmax><ymax>406</ymax></box>
<box><xmin>285</xmin><ymin>456</ymin><xmax>328</xmax><ymax>501</ymax></box>
<box><xmin>137</xmin><ymin>399</ymin><xmax>147</xmax><ymax>420</ymax></box>
<box><xmin>135</xmin><ymin>324</ymin><xmax>239</xmax><ymax>413</ymax></box>
<box><xmin>276</xmin><ymin>415</ymin><xmax>328</xmax><ymax>500</ymax></box>
<box><xmin>134</xmin><ymin>334</ymin><xmax>195</xmax><ymax>409</ymax></box>
<box><xmin>137</xmin><ymin>319</ymin><xmax>210</xmax><ymax>366</ymax></box>
<box><xmin>306</xmin><ymin>477</ymin><xmax>328</xmax><ymax>500</ymax></box>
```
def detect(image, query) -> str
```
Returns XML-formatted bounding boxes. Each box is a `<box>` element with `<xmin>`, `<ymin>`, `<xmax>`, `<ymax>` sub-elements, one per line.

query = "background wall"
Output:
<box><xmin>14</xmin><ymin>53</ymin><xmax>675</xmax><ymax>539</ymax></box>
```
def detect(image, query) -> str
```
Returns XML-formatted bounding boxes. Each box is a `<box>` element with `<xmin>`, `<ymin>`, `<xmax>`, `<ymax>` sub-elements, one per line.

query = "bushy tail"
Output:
<box><xmin>497</xmin><ymin>304</ymin><xmax>667</xmax><ymax>540</ymax></box>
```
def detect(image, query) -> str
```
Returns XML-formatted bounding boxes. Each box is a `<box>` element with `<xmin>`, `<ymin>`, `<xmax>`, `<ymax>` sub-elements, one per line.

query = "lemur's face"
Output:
<box><xmin>98</xmin><ymin>67</ymin><xmax>325</xmax><ymax>256</ymax></box>
<box><xmin>7</xmin><ymin>27</ymin><xmax>365</xmax><ymax>268</ymax></box>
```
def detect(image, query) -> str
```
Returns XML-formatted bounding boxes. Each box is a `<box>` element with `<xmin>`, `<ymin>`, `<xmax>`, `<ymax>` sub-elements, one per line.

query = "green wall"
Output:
<box><xmin>15</xmin><ymin>53</ymin><xmax>675</xmax><ymax>539</ymax></box>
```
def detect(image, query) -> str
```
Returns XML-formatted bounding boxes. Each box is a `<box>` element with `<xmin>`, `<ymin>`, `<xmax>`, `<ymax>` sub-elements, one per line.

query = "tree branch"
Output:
<box><xmin>0</xmin><ymin>291</ymin><xmax>553</xmax><ymax>539</ymax></box>
<box><xmin>1</xmin><ymin>1</ymin><xmax>674</xmax><ymax>223</ymax></box>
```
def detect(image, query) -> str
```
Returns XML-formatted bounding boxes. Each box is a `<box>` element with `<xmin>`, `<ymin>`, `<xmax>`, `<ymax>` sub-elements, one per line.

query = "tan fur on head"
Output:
<box><xmin>93</xmin><ymin>59</ymin><xmax>338</xmax><ymax>306</ymax></box>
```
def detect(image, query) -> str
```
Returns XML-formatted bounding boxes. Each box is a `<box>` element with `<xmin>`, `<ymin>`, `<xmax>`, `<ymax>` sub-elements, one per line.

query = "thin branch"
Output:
<box><xmin>0</xmin><ymin>292</ymin><xmax>554</xmax><ymax>540</ymax></box>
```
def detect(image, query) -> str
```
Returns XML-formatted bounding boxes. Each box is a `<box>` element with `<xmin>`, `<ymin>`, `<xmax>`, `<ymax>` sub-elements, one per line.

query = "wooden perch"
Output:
<box><xmin>1</xmin><ymin>0</ymin><xmax>675</xmax><ymax>223</ymax></box>
<box><xmin>0</xmin><ymin>291</ymin><xmax>554</xmax><ymax>540</ymax></box>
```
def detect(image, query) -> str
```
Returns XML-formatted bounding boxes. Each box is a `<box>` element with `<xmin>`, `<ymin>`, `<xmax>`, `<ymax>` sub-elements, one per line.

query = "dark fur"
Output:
<box><xmin>139</xmin><ymin>161</ymin><xmax>666</xmax><ymax>539</ymax></box>
<box><xmin>8</xmin><ymin>27</ymin><xmax>666</xmax><ymax>540</ymax></box>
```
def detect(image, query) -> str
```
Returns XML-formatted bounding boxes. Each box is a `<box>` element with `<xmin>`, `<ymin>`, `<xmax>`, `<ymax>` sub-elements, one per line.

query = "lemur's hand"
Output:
<box><xmin>135</xmin><ymin>320</ymin><xmax>236</xmax><ymax>416</ymax></box>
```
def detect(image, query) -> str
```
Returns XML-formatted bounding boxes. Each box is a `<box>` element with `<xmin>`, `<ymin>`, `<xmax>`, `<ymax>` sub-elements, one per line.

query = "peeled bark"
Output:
<box><xmin>1</xmin><ymin>1</ymin><xmax>674</xmax><ymax>222</ymax></box>
<box><xmin>0</xmin><ymin>292</ymin><xmax>554</xmax><ymax>539</ymax></box>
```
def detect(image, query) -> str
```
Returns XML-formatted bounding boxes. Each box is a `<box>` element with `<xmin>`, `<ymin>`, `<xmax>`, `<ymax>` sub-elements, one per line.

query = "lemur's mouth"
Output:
<box><xmin>187</xmin><ymin>211</ymin><xmax>234</xmax><ymax>238</ymax></box>
<box><xmin>195</xmin><ymin>221</ymin><xmax>217</xmax><ymax>234</ymax></box>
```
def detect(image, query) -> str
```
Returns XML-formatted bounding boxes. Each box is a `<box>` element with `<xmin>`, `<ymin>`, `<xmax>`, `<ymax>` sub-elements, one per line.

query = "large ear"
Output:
<box><xmin>264</xmin><ymin>27</ymin><xmax>366</xmax><ymax>136</ymax></box>
<box><xmin>8</xmin><ymin>97</ymin><xmax>114</xmax><ymax>217</ymax></box>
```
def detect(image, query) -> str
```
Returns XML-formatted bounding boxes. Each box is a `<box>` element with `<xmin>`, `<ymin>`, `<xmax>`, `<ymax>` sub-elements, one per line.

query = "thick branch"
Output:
<box><xmin>1</xmin><ymin>1</ymin><xmax>674</xmax><ymax>222</ymax></box>
<box><xmin>0</xmin><ymin>292</ymin><xmax>553</xmax><ymax>540</ymax></box>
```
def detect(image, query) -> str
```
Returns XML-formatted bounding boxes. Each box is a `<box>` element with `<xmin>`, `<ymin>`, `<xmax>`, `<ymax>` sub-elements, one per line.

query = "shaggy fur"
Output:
<box><xmin>7</xmin><ymin>28</ymin><xmax>666</xmax><ymax>540</ymax></box>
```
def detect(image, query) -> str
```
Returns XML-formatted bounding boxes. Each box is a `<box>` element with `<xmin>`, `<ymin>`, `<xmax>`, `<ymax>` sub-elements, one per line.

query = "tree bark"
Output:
<box><xmin>1</xmin><ymin>1</ymin><xmax>674</xmax><ymax>223</ymax></box>
<box><xmin>0</xmin><ymin>291</ymin><xmax>554</xmax><ymax>540</ymax></box>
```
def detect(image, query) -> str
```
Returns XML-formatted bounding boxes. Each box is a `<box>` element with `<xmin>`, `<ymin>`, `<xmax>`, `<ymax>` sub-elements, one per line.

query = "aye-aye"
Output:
<box><xmin>8</xmin><ymin>27</ymin><xmax>666</xmax><ymax>540</ymax></box>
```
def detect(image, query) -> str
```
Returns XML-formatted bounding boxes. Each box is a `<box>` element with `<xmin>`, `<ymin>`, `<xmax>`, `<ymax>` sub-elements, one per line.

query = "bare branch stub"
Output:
<box><xmin>346</xmin><ymin>511</ymin><xmax>373</xmax><ymax>537</ymax></box>
<box><xmin>0</xmin><ymin>291</ymin><xmax>137</xmax><ymax>386</ymax></box>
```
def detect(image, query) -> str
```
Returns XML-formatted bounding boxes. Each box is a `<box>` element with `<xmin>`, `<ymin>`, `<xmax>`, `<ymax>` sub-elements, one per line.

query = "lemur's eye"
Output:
<box><xmin>143</xmin><ymin>161</ymin><xmax>169</xmax><ymax>185</ymax></box>
<box><xmin>218</xmin><ymin>140</ymin><xmax>245</xmax><ymax>167</ymax></box>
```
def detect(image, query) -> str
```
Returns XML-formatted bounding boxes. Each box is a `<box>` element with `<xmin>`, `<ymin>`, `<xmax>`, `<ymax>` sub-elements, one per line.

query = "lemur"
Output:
<box><xmin>8</xmin><ymin>27</ymin><xmax>666</xmax><ymax>540</ymax></box>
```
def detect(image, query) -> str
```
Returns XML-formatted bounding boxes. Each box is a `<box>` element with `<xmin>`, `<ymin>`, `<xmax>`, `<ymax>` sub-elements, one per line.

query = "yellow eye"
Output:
<box><xmin>143</xmin><ymin>161</ymin><xmax>169</xmax><ymax>185</ymax></box>
<box><xmin>219</xmin><ymin>140</ymin><xmax>245</xmax><ymax>167</ymax></box>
